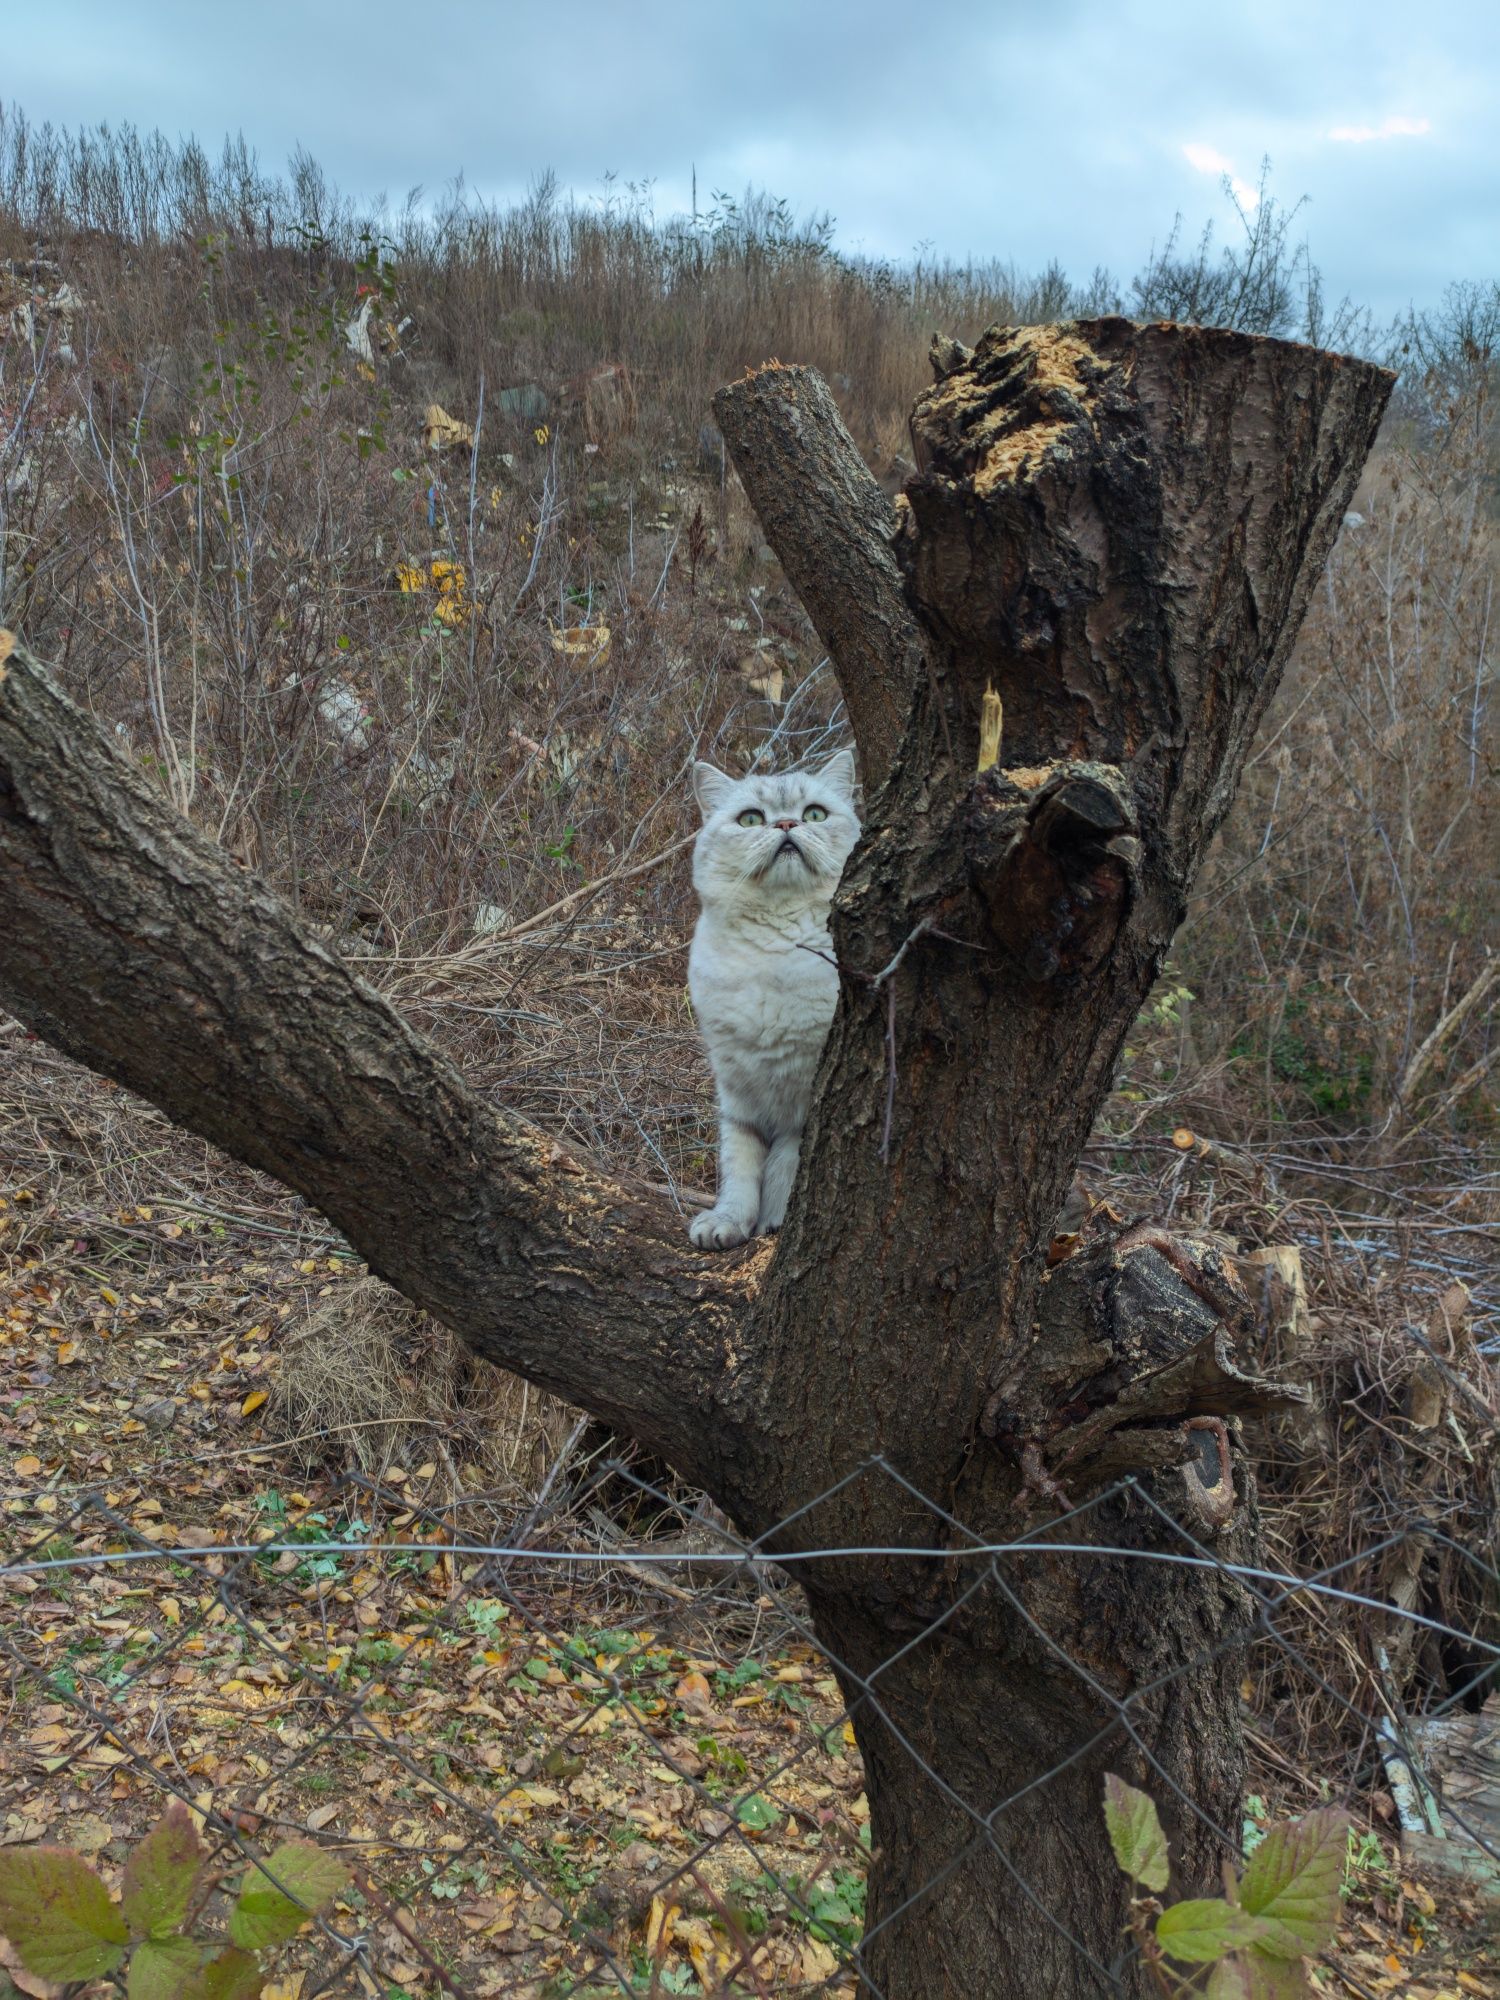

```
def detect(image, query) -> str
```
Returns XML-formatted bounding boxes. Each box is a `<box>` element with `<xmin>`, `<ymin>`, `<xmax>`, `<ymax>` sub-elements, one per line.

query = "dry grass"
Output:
<box><xmin>2</xmin><ymin>107</ymin><xmax>1497</xmax><ymax>1787</ymax></box>
<box><xmin>273</xmin><ymin>1275</ymin><xmax>575</xmax><ymax>1493</ymax></box>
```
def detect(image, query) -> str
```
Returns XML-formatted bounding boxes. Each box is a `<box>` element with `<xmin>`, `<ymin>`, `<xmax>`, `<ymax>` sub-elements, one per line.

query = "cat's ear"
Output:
<box><xmin>815</xmin><ymin>748</ymin><xmax>857</xmax><ymax>799</ymax></box>
<box><xmin>692</xmin><ymin>761</ymin><xmax>736</xmax><ymax>818</ymax></box>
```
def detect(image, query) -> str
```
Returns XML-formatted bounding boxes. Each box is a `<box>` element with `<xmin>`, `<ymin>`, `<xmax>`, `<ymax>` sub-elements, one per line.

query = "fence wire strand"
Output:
<box><xmin>3</xmin><ymin>1447</ymin><xmax>1497</xmax><ymax>1999</ymax></box>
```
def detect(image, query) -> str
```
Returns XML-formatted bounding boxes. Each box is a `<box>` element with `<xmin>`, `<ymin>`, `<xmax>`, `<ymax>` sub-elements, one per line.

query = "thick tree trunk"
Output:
<box><xmin>818</xmin><ymin>1480</ymin><xmax>1255</xmax><ymax>1997</ymax></box>
<box><xmin>715</xmin><ymin>319</ymin><xmax>1388</xmax><ymax>1997</ymax></box>
<box><xmin>0</xmin><ymin>318</ymin><xmax>1391</xmax><ymax>1998</ymax></box>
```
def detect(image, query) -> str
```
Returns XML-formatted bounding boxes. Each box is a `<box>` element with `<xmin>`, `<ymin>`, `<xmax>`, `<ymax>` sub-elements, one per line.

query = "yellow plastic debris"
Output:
<box><xmin>549</xmin><ymin>622</ymin><xmax>611</xmax><ymax>667</ymax></box>
<box><xmin>422</xmin><ymin>403</ymin><xmax>475</xmax><ymax>452</ymax></box>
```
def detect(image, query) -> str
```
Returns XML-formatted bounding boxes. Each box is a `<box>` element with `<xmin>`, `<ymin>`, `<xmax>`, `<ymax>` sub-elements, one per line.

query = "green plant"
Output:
<box><xmin>1104</xmin><ymin>1775</ymin><xmax>1346</xmax><ymax>1996</ymax></box>
<box><xmin>0</xmin><ymin>1803</ymin><xmax>349</xmax><ymax>1998</ymax></box>
<box><xmin>466</xmin><ymin>1597</ymin><xmax>511</xmax><ymax>1641</ymax></box>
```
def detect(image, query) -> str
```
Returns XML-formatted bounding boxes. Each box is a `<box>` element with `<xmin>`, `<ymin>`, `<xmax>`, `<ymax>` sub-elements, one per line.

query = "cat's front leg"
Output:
<box><xmin>689</xmin><ymin>1117</ymin><xmax>765</xmax><ymax>1249</ymax></box>
<box><xmin>756</xmin><ymin>1132</ymin><xmax>801</xmax><ymax>1234</ymax></box>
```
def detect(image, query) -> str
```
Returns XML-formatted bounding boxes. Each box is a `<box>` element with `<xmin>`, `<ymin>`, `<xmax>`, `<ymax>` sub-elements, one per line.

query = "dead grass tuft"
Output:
<box><xmin>272</xmin><ymin>1274</ymin><xmax>576</xmax><ymax>1494</ymax></box>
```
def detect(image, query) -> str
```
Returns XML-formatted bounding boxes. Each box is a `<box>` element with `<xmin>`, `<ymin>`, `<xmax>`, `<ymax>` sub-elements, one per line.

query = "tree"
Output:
<box><xmin>0</xmin><ymin>317</ymin><xmax>1391</xmax><ymax>1997</ymax></box>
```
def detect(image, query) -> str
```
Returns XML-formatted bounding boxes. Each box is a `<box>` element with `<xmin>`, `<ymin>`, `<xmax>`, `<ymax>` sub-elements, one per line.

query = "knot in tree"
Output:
<box><xmin>0</xmin><ymin>316</ymin><xmax>1392</xmax><ymax>1998</ymax></box>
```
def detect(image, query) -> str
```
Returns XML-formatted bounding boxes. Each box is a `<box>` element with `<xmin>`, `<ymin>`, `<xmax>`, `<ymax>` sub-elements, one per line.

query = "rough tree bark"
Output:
<box><xmin>0</xmin><ymin>318</ymin><xmax>1391</xmax><ymax>1998</ymax></box>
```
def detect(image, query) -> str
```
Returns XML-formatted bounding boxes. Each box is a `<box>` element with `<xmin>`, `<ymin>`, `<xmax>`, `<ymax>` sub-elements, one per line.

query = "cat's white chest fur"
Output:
<box><xmin>689</xmin><ymin>903</ymin><xmax>837</xmax><ymax>1136</ymax></box>
<box><xmin>686</xmin><ymin>751</ymin><xmax>860</xmax><ymax>1251</ymax></box>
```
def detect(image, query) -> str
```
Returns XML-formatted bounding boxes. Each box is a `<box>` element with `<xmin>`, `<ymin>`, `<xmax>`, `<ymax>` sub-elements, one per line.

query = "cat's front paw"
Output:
<box><xmin>689</xmin><ymin>1207</ymin><xmax>756</xmax><ymax>1251</ymax></box>
<box><xmin>756</xmin><ymin>1193</ymin><xmax>788</xmax><ymax>1234</ymax></box>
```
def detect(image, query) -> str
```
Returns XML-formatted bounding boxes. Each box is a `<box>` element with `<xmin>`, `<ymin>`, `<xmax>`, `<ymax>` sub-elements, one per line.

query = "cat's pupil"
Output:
<box><xmin>737</xmin><ymin>808</ymin><xmax>765</xmax><ymax>827</ymax></box>
<box><xmin>803</xmin><ymin>804</ymin><xmax>828</xmax><ymax>821</ymax></box>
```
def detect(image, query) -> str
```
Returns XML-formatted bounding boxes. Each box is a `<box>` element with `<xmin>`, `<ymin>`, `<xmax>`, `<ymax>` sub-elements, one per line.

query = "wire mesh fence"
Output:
<box><xmin>3</xmin><ymin>1442</ymin><xmax>1497</xmax><ymax>2000</ymax></box>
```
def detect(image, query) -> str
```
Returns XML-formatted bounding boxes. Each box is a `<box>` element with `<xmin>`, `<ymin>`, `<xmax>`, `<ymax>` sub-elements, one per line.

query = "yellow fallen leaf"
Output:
<box><xmin>1401</xmin><ymin>1879</ymin><xmax>1437</xmax><ymax>1916</ymax></box>
<box><xmin>645</xmin><ymin>1895</ymin><xmax>678</xmax><ymax>1956</ymax></box>
<box><xmin>14</xmin><ymin>1454</ymin><xmax>41</xmax><ymax>1476</ymax></box>
<box><xmin>56</xmin><ymin>1341</ymin><xmax>81</xmax><ymax>1365</ymax></box>
<box><xmin>218</xmin><ymin>1680</ymin><xmax>265</xmax><ymax>1708</ymax></box>
<box><xmin>99</xmin><ymin>1286</ymin><xmax>120</xmax><ymax>1307</ymax></box>
<box><xmin>675</xmin><ymin>1915</ymin><xmax>731</xmax><ymax>1986</ymax></box>
<box><xmin>240</xmin><ymin>1390</ymin><xmax>268</xmax><ymax>1417</ymax></box>
<box><xmin>801</xmin><ymin>1936</ymin><xmax>839</xmax><ymax>1981</ymax></box>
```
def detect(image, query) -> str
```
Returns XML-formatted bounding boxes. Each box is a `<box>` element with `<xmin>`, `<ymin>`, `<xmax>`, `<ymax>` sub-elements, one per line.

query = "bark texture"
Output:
<box><xmin>0</xmin><ymin>631</ymin><xmax>744</xmax><ymax>1482</ymax></box>
<box><xmin>0</xmin><ymin>318</ymin><xmax>1392</xmax><ymax>1999</ymax></box>
<box><xmin>713</xmin><ymin>364</ymin><xmax>926</xmax><ymax>785</ymax></box>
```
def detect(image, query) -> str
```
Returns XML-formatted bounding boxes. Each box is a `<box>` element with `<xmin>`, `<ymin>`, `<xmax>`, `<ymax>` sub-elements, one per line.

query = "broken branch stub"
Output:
<box><xmin>901</xmin><ymin>317</ymin><xmax>1395</xmax><ymax>875</ymax></box>
<box><xmin>991</xmin><ymin>1226</ymin><xmax>1311</xmax><ymax>1508</ymax></box>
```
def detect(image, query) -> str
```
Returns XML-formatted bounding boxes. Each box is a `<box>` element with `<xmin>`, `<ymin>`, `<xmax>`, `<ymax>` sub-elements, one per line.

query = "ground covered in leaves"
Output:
<box><xmin>3</xmin><ymin>1051</ymin><xmax>1498</xmax><ymax>1999</ymax></box>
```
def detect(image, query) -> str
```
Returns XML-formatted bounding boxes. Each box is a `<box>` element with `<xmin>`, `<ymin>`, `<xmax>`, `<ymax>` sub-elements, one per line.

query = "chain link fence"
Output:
<box><xmin>3</xmin><ymin>1440</ymin><xmax>1497</xmax><ymax>1999</ymax></box>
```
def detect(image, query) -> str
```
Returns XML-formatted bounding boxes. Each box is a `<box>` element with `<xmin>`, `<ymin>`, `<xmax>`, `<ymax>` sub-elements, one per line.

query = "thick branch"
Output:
<box><xmin>0</xmin><ymin>633</ymin><xmax>745</xmax><ymax>1479</ymax></box>
<box><xmin>713</xmin><ymin>364</ymin><xmax>926</xmax><ymax>785</ymax></box>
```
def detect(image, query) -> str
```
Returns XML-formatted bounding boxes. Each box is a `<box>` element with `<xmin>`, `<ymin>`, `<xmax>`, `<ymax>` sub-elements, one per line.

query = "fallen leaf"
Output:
<box><xmin>645</xmin><ymin>1895</ymin><xmax>678</xmax><ymax>1956</ymax></box>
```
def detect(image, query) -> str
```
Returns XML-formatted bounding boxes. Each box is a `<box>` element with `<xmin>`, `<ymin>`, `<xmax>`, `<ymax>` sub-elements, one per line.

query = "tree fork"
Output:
<box><xmin>2</xmin><ymin>318</ymin><xmax>1392</xmax><ymax>1997</ymax></box>
<box><xmin>0</xmin><ymin>631</ymin><xmax>746</xmax><ymax>1483</ymax></box>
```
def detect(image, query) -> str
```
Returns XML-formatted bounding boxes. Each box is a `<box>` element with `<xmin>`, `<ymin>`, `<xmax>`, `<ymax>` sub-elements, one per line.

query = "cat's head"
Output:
<box><xmin>690</xmin><ymin>750</ymin><xmax>860</xmax><ymax>912</ymax></box>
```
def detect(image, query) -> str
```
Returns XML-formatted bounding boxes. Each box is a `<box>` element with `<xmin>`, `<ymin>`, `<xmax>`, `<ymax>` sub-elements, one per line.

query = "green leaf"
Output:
<box><xmin>122</xmin><ymin>1805</ymin><xmax>206</xmax><ymax>1938</ymax></box>
<box><xmin>228</xmin><ymin>1841</ymin><xmax>349</xmax><ymax>1949</ymax></box>
<box><xmin>128</xmin><ymin>1936</ymin><xmax>205</xmax><ymax>2000</ymax></box>
<box><xmin>179</xmin><ymin>1946</ymin><xmax>264</xmax><ymax>2000</ymax></box>
<box><xmin>0</xmin><ymin>1846</ymin><xmax>129</xmax><ymax>1980</ymax></box>
<box><xmin>735</xmin><ymin>1795</ymin><xmax>780</xmax><ymax>1833</ymax></box>
<box><xmin>1237</xmin><ymin>1809</ymin><xmax>1347</xmax><ymax>1959</ymax></box>
<box><xmin>1102</xmin><ymin>1775</ymin><xmax>1170</xmax><ymax>1892</ymax></box>
<box><xmin>1156</xmin><ymin>1898</ymin><xmax>1273</xmax><ymax>1964</ymax></box>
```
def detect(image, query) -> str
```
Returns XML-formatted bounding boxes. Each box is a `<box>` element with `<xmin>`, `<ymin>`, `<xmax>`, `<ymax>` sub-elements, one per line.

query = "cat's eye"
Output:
<box><xmin>736</xmin><ymin>808</ymin><xmax>766</xmax><ymax>827</ymax></box>
<box><xmin>802</xmin><ymin>804</ymin><xmax>829</xmax><ymax>822</ymax></box>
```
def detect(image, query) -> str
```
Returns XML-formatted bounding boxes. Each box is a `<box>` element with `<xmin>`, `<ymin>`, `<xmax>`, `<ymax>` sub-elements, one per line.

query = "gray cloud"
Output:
<box><xmin>8</xmin><ymin>0</ymin><xmax>1494</xmax><ymax>321</ymax></box>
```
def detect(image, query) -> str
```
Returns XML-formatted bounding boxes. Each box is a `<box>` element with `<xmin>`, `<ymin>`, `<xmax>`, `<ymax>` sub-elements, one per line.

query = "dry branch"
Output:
<box><xmin>0</xmin><ymin>631</ymin><xmax>744</xmax><ymax>1480</ymax></box>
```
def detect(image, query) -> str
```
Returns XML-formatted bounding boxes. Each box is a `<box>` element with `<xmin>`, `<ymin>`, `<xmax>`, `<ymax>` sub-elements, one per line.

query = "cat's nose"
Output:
<box><xmin>773</xmin><ymin>817</ymin><xmax>799</xmax><ymax>831</ymax></box>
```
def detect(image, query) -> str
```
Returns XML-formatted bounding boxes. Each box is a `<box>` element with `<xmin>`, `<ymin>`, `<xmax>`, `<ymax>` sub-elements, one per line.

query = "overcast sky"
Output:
<box><xmin>7</xmin><ymin>0</ymin><xmax>1495</xmax><ymax>324</ymax></box>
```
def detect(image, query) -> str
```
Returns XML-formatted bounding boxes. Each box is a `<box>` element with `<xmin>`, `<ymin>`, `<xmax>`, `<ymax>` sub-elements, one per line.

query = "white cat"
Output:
<box><xmin>686</xmin><ymin>750</ymin><xmax>861</xmax><ymax>1249</ymax></box>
